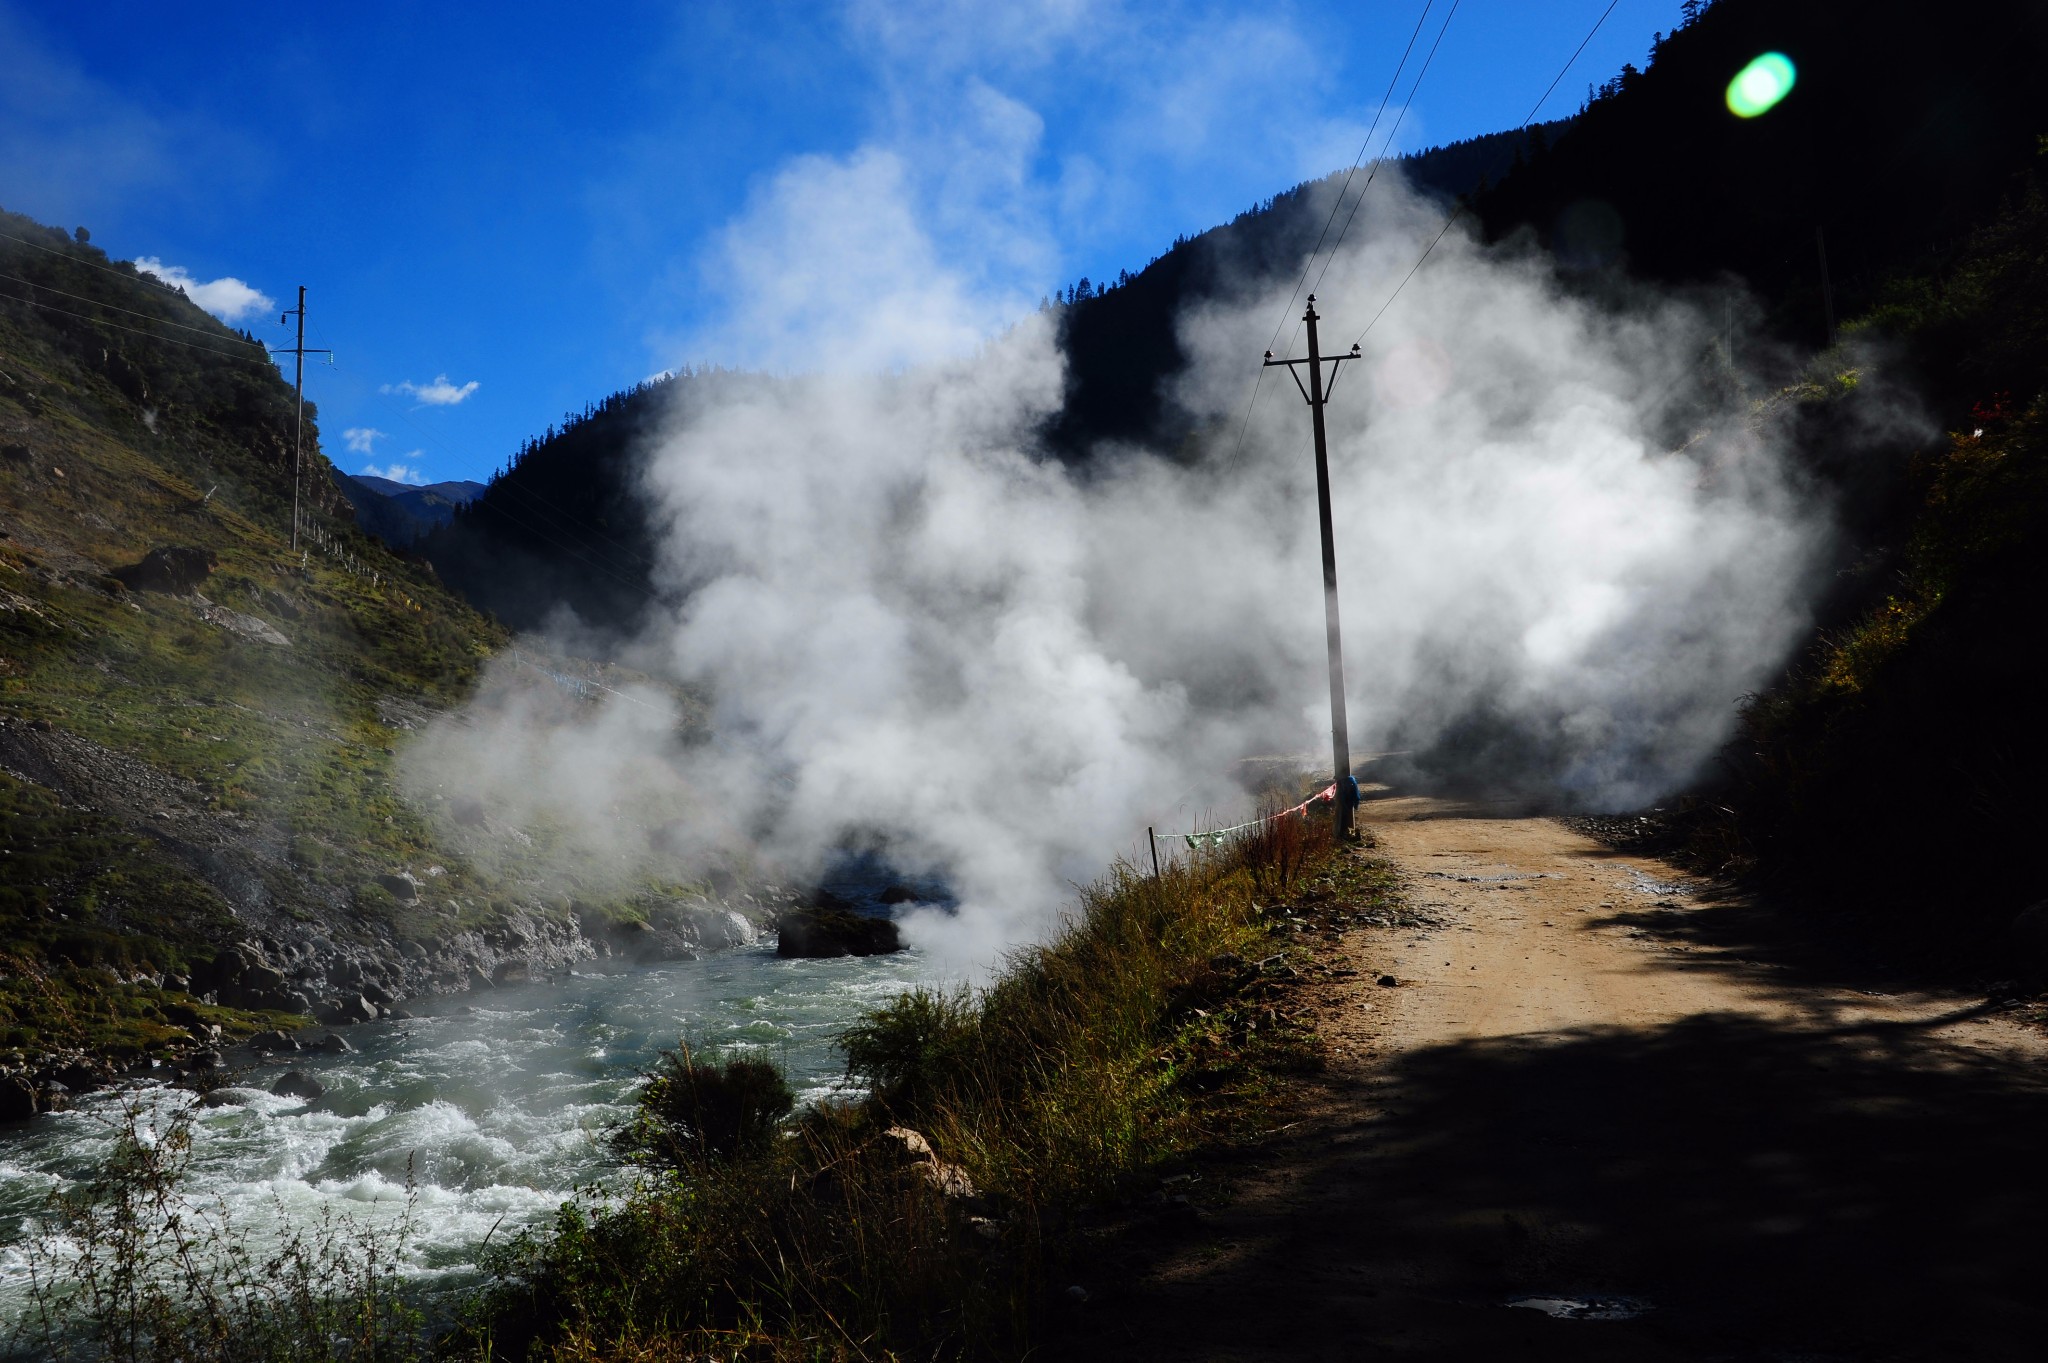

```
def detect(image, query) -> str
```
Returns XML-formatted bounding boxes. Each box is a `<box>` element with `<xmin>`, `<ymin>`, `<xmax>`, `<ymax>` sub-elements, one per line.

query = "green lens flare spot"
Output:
<box><xmin>1726</xmin><ymin>52</ymin><xmax>1797</xmax><ymax>117</ymax></box>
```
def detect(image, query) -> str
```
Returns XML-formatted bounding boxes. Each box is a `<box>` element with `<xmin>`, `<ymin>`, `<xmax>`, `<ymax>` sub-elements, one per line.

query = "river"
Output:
<box><xmin>0</xmin><ymin>940</ymin><xmax>934</xmax><ymax>1327</ymax></box>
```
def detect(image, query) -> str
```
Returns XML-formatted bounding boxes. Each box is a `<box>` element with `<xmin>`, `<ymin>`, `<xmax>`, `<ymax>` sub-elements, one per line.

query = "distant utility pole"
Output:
<box><xmin>272</xmin><ymin>286</ymin><xmax>331</xmax><ymax>551</ymax></box>
<box><xmin>1265</xmin><ymin>296</ymin><xmax>1364</xmax><ymax>840</ymax></box>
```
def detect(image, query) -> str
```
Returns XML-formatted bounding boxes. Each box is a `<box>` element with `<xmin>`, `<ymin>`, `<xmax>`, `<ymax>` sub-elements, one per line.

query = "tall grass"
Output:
<box><xmin>13</xmin><ymin>1096</ymin><xmax>427</xmax><ymax>1363</ymax></box>
<box><xmin>474</xmin><ymin>810</ymin><xmax>1342</xmax><ymax>1362</ymax></box>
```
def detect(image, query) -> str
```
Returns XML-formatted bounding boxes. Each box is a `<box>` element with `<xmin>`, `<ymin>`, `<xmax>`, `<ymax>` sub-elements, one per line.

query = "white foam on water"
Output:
<box><xmin>0</xmin><ymin>942</ymin><xmax>932</xmax><ymax>1323</ymax></box>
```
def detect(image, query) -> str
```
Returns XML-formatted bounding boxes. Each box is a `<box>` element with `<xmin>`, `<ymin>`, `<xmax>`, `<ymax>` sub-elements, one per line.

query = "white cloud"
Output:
<box><xmin>343</xmin><ymin>426</ymin><xmax>386</xmax><ymax>455</ymax></box>
<box><xmin>132</xmin><ymin>256</ymin><xmax>274</xmax><ymax>322</ymax></box>
<box><xmin>359</xmin><ymin>460</ymin><xmax>427</xmax><ymax>485</ymax></box>
<box><xmin>381</xmin><ymin>374</ymin><xmax>480</xmax><ymax>406</ymax></box>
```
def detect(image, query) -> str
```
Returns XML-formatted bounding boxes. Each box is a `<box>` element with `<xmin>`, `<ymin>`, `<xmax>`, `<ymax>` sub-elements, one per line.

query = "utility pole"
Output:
<box><xmin>273</xmin><ymin>287</ymin><xmax>330</xmax><ymax>551</ymax></box>
<box><xmin>1265</xmin><ymin>296</ymin><xmax>1363</xmax><ymax>839</ymax></box>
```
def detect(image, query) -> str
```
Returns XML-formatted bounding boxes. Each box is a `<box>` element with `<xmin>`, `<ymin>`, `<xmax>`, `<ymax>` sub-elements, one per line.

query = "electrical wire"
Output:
<box><xmin>1222</xmin><ymin>0</ymin><xmax>1438</xmax><ymax>470</ymax></box>
<box><xmin>0</xmin><ymin>288</ymin><xmax>275</xmax><ymax>367</ymax></box>
<box><xmin>0</xmin><ymin>227</ymin><xmax>191</xmax><ymax>289</ymax></box>
<box><xmin>1307</xmin><ymin>0</ymin><xmax>1463</xmax><ymax>302</ymax></box>
<box><xmin>1350</xmin><ymin>0</ymin><xmax>1623</xmax><ymax>350</ymax></box>
<box><xmin>0</xmin><ymin>242</ymin><xmax>663</xmax><ymax>604</ymax></box>
<box><xmin>0</xmin><ymin>269</ymin><xmax>261</xmax><ymax>342</ymax></box>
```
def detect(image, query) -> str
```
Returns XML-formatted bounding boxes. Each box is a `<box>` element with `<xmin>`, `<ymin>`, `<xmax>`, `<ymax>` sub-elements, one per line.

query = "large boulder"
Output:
<box><xmin>775</xmin><ymin>906</ymin><xmax>903</xmax><ymax>959</ymax></box>
<box><xmin>314</xmin><ymin>994</ymin><xmax>378</xmax><ymax>1026</ymax></box>
<box><xmin>271</xmin><ymin>1071</ymin><xmax>325</xmax><ymax>1101</ymax></box>
<box><xmin>687</xmin><ymin>905</ymin><xmax>759</xmax><ymax>951</ymax></box>
<box><xmin>0</xmin><ymin>1073</ymin><xmax>40</xmax><ymax>1122</ymax></box>
<box><xmin>109</xmin><ymin>545</ymin><xmax>215</xmax><ymax>594</ymax></box>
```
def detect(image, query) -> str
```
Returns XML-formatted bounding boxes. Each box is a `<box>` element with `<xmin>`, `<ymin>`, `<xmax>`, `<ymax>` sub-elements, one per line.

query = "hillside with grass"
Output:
<box><xmin>0</xmin><ymin>213</ymin><xmax>732</xmax><ymax>1107</ymax></box>
<box><xmin>1657</xmin><ymin>172</ymin><xmax>2048</xmax><ymax>956</ymax></box>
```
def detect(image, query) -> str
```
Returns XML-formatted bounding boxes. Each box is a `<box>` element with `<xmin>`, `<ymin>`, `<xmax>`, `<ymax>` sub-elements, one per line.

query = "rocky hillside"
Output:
<box><xmin>0</xmin><ymin>212</ymin><xmax>779</xmax><ymax>1115</ymax></box>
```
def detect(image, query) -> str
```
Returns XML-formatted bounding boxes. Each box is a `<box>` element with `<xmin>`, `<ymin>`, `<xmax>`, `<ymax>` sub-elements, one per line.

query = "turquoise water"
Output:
<box><xmin>0</xmin><ymin>942</ymin><xmax>933</xmax><ymax>1326</ymax></box>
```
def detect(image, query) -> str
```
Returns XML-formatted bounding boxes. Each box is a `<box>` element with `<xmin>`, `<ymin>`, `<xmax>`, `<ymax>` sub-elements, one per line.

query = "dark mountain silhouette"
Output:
<box><xmin>336</xmin><ymin>472</ymin><xmax>485</xmax><ymax>547</ymax></box>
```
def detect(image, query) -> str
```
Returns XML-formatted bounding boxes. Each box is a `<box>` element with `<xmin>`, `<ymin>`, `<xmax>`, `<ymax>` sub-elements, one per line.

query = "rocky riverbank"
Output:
<box><xmin>0</xmin><ymin>883</ymin><xmax>804</xmax><ymax>1120</ymax></box>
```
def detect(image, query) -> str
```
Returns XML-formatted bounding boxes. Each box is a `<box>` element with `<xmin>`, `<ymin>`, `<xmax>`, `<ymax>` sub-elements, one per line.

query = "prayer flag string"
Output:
<box><xmin>1173</xmin><ymin>783</ymin><xmax>1339</xmax><ymax>851</ymax></box>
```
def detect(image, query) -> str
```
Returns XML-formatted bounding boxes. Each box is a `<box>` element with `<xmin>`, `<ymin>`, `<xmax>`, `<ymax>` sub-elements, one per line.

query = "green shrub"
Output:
<box><xmin>614</xmin><ymin>1044</ymin><xmax>796</xmax><ymax>1169</ymax></box>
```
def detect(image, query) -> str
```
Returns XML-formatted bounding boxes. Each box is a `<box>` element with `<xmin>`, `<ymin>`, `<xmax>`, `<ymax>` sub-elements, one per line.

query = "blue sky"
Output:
<box><xmin>2</xmin><ymin>1</ymin><xmax>1682</xmax><ymax>485</ymax></box>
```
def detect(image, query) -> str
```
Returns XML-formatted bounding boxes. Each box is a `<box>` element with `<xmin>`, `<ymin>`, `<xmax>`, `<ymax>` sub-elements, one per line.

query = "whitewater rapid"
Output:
<box><xmin>0</xmin><ymin>943</ymin><xmax>932</xmax><ymax>1325</ymax></box>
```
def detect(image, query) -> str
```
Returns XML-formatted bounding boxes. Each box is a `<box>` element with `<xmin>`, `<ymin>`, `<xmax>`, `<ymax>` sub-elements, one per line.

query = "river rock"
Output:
<box><xmin>0</xmin><ymin>1073</ymin><xmax>39</xmax><ymax>1122</ymax></box>
<box><xmin>876</xmin><ymin>1126</ymin><xmax>978</xmax><ymax>1199</ymax></box>
<box><xmin>249</xmin><ymin>1029</ymin><xmax>299</xmax><ymax>1053</ymax></box>
<box><xmin>271</xmin><ymin>1071</ymin><xmax>325</xmax><ymax>1100</ymax></box>
<box><xmin>309</xmin><ymin>1032</ymin><xmax>354</xmax><ymax>1054</ymax></box>
<box><xmin>776</xmin><ymin>906</ymin><xmax>902</xmax><ymax>958</ymax></box>
<box><xmin>316</xmin><ymin>994</ymin><xmax>378</xmax><ymax>1025</ymax></box>
<box><xmin>688</xmin><ymin>905</ymin><xmax>759</xmax><ymax>950</ymax></box>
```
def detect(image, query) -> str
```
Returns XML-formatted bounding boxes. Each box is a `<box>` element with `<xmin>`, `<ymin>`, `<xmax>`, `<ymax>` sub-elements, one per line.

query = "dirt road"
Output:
<box><xmin>1067</xmin><ymin>805</ymin><xmax>2048</xmax><ymax>1361</ymax></box>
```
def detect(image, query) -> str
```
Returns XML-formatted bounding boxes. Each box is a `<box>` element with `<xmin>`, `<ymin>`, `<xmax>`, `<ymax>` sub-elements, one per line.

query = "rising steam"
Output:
<box><xmin>404</xmin><ymin>148</ymin><xmax>1832</xmax><ymax>972</ymax></box>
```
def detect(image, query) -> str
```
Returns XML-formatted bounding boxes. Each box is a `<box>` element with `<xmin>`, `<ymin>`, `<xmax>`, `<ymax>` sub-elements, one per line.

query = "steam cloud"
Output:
<box><xmin>405</xmin><ymin>167</ymin><xmax>1830</xmax><ymax>973</ymax></box>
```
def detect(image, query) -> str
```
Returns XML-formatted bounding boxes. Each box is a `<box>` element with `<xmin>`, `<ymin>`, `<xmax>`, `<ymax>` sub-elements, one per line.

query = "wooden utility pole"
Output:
<box><xmin>274</xmin><ymin>287</ymin><xmax>330</xmax><ymax>551</ymax></box>
<box><xmin>1265</xmin><ymin>296</ymin><xmax>1362</xmax><ymax>839</ymax></box>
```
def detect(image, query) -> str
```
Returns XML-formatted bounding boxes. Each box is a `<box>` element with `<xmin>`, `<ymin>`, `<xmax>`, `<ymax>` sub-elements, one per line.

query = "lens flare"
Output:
<box><xmin>1726</xmin><ymin>52</ymin><xmax>1796</xmax><ymax>118</ymax></box>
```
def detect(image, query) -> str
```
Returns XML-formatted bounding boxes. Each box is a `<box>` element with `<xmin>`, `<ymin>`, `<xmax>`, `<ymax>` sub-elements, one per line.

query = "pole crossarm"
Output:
<box><xmin>1264</xmin><ymin>343</ymin><xmax>1362</xmax><ymax>406</ymax></box>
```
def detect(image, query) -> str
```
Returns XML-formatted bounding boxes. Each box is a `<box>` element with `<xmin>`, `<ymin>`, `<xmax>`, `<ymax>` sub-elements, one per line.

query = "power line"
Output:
<box><xmin>0</xmin><ymin>288</ymin><xmax>275</xmax><ymax>367</ymax></box>
<box><xmin>1</xmin><ymin>241</ymin><xmax>658</xmax><ymax>600</ymax></box>
<box><xmin>1351</xmin><ymin>0</ymin><xmax>1623</xmax><ymax>350</ymax></box>
<box><xmin>1265</xmin><ymin>1</ymin><xmax>1437</xmax><ymax>360</ymax></box>
<box><xmin>0</xmin><ymin>228</ymin><xmax>188</xmax><ymax>290</ymax></box>
<box><xmin>0</xmin><ymin>269</ymin><xmax>258</xmax><ymax>343</ymax></box>
<box><xmin>1308</xmin><ymin>0</ymin><xmax>1463</xmax><ymax>302</ymax></box>
<box><xmin>1223</xmin><ymin>1</ymin><xmax>1438</xmax><ymax>471</ymax></box>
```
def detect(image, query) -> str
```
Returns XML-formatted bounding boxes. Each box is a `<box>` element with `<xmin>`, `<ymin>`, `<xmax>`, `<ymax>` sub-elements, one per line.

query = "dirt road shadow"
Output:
<box><xmin>1064</xmin><ymin>1008</ymin><xmax>2048</xmax><ymax>1361</ymax></box>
